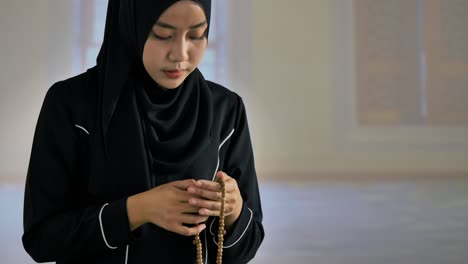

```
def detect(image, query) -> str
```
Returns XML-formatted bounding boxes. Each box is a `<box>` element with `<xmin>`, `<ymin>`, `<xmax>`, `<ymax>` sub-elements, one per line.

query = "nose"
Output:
<box><xmin>168</xmin><ymin>37</ymin><xmax>189</xmax><ymax>63</ymax></box>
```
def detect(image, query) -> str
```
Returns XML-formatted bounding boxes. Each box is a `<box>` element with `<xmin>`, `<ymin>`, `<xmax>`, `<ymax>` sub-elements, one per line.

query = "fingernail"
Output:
<box><xmin>188</xmin><ymin>187</ymin><xmax>196</xmax><ymax>193</ymax></box>
<box><xmin>190</xmin><ymin>198</ymin><xmax>197</xmax><ymax>205</ymax></box>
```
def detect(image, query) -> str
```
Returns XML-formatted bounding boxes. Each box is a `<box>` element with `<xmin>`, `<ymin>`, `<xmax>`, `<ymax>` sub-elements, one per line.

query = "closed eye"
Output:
<box><xmin>189</xmin><ymin>35</ymin><xmax>206</xmax><ymax>40</ymax></box>
<box><xmin>153</xmin><ymin>33</ymin><xmax>172</xmax><ymax>40</ymax></box>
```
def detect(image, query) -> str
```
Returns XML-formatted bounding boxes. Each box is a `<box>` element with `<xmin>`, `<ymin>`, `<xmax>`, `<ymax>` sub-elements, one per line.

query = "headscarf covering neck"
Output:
<box><xmin>134</xmin><ymin>67</ymin><xmax>213</xmax><ymax>177</ymax></box>
<box><xmin>96</xmin><ymin>0</ymin><xmax>211</xmax><ymax>137</ymax></box>
<box><xmin>96</xmin><ymin>0</ymin><xmax>213</xmax><ymax>178</ymax></box>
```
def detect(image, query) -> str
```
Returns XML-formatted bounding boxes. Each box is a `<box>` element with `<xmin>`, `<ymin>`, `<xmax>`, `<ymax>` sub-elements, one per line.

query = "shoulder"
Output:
<box><xmin>42</xmin><ymin>67</ymin><xmax>98</xmax><ymax>131</ymax></box>
<box><xmin>206</xmin><ymin>80</ymin><xmax>244</xmax><ymax>112</ymax></box>
<box><xmin>46</xmin><ymin>67</ymin><xmax>98</xmax><ymax>104</ymax></box>
<box><xmin>205</xmin><ymin>80</ymin><xmax>249</xmax><ymax>136</ymax></box>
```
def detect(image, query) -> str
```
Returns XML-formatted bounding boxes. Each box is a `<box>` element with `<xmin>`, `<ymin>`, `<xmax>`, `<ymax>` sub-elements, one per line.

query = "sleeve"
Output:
<box><xmin>22</xmin><ymin>82</ymin><xmax>134</xmax><ymax>263</ymax></box>
<box><xmin>207</xmin><ymin>96</ymin><xmax>265</xmax><ymax>264</ymax></box>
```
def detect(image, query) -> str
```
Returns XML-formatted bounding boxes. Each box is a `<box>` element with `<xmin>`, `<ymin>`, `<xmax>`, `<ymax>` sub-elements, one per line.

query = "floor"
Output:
<box><xmin>1</xmin><ymin>178</ymin><xmax>468</xmax><ymax>264</ymax></box>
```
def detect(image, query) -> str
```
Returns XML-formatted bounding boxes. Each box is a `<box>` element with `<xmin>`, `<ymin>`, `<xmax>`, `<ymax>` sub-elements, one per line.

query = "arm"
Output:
<box><xmin>207</xmin><ymin>96</ymin><xmax>265</xmax><ymax>264</ymax></box>
<box><xmin>22</xmin><ymin>83</ymin><xmax>133</xmax><ymax>262</ymax></box>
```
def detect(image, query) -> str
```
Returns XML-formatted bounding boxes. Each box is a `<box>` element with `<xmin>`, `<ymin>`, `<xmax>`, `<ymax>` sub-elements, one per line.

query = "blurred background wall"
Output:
<box><xmin>2</xmin><ymin>1</ymin><xmax>468</xmax><ymax>264</ymax></box>
<box><xmin>249</xmin><ymin>0</ymin><xmax>468</xmax><ymax>177</ymax></box>
<box><xmin>1</xmin><ymin>0</ymin><xmax>467</xmax><ymax>183</ymax></box>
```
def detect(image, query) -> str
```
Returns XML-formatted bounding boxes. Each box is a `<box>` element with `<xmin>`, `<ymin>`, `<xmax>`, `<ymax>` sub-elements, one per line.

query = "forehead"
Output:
<box><xmin>156</xmin><ymin>1</ymin><xmax>207</xmax><ymax>26</ymax></box>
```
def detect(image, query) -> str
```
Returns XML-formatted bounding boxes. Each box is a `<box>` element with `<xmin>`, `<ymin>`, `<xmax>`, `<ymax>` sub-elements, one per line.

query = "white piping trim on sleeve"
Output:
<box><xmin>211</xmin><ymin>128</ymin><xmax>235</xmax><ymax>181</ymax></box>
<box><xmin>211</xmin><ymin>207</ymin><xmax>254</xmax><ymax>248</ymax></box>
<box><xmin>125</xmin><ymin>245</ymin><xmax>129</xmax><ymax>264</ymax></box>
<box><xmin>75</xmin><ymin>124</ymin><xmax>90</xmax><ymax>135</ymax></box>
<box><xmin>208</xmin><ymin>128</ymin><xmax>236</xmax><ymax>237</ymax></box>
<box><xmin>220</xmin><ymin>129</ymin><xmax>235</xmax><ymax>149</ymax></box>
<box><xmin>98</xmin><ymin>203</ymin><xmax>118</xmax><ymax>249</ymax></box>
<box><xmin>209</xmin><ymin>217</ymin><xmax>216</xmax><ymax>236</ymax></box>
<box><xmin>209</xmin><ymin>128</ymin><xmax>255</xmax><ymax>248</ymax></box>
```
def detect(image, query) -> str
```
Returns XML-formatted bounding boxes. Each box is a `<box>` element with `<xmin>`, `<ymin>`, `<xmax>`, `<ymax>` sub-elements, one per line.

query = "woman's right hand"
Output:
<box><xmin>127</xmin><ymin>179</ymin><xmax>208</xmax><ymax>236</ymax></box>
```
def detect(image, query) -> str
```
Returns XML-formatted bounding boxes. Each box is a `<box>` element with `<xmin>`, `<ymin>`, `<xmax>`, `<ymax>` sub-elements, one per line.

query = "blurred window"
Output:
<box><xmin>355</xmin><ymin>0</ymin><xmax>468</xmax><ymax>126</ymax></box>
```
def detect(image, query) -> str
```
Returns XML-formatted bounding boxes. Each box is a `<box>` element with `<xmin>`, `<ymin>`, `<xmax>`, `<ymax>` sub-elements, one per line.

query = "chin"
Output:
<box><xmin>161</xmin><ymin>75</ymin><xmax>189</xmax><ymax>89</ymax></box>
<box><xmin>161</xmin><ymin>79</ymin><xmax>183</xmax><ymax>89</ymax></box>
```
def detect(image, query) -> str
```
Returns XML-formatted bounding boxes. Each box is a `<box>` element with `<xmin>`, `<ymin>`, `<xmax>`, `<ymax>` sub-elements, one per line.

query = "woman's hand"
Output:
<box><xmin>187</xmin><ymin>171</ymin><xmax>243</xmax><ymax>230</ymax></box>
<box><xmin>127</xmin><ymin>179</ymin><xmax>208</xmax><ymax>236</ymax></box>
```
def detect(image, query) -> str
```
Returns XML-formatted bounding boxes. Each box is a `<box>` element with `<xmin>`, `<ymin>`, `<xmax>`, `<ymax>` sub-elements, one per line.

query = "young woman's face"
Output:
<box><xmin>142</xmin><ymin>1</ymin><xmax>208</xmax><ymax>89</ymax></box>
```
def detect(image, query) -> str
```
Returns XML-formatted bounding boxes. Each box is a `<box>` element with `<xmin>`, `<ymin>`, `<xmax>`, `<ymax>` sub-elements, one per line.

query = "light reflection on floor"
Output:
<box><xmin>1</xmin><ymin>179</ymin><xmax>468</xmax><ymax>264</ymax></box>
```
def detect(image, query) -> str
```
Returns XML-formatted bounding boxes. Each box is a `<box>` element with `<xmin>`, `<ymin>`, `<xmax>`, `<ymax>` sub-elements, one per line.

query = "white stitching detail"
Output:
<box><xmin>210</xmin><ymin>128</ymin><xmax>255</xmax><ymax>248</ymax></box>
<box><xmin>125</xmin><ymin>245</ymin><xmax>129</xmax><ymax>264</ymax></box>
<box><xmin>211</xmin><ymin>128</ymin><xmax>235</xmax><ymax>181</ymax></box>
<box><xmin>75</xmin><ymin>124</ymin><xmax>90</xmax><ymax>135</ymax></box>
<box><xmin>209</xmin><ymin>217</ymin><xmax>216</xmax><ymax>236</ymax></box>
<box><xmin>98</xmin><ymin>203</ymin><xmax>118</xmax><ymax>249</ymax></box>
<box><xmin>208</xmin><ymin>128</ymin><xmax>235</xmax><ymax>236</ymax></box>
<box><xmin>212</xmin><ymin>207</ymin><xmax>254</xmax><ymax>248</ymax></box>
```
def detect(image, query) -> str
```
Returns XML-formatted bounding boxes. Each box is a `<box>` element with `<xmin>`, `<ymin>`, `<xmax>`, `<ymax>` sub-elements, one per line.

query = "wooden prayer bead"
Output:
<box><xmin>195</xmin><ymin>176</ymin><xmax>226</xmax><ymax>264</ymax></box>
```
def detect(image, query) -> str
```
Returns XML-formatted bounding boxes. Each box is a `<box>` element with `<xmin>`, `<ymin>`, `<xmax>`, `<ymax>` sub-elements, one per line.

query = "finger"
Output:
<box><xmin>178</xmin><ymin>202</ymin><xmax>203</xmax><ymax>214</ymax></box>
<box><xmin>189</xmin><ymin>197</ymin><xmax>222</xmax><ymax>211</ymax></box>
<box><xmin>171</xmin><ymin>187</ymin><xmax>197</xmax><ymax>203</ymax></box>
<box><xmin>224</xmin><ymin>195</ymin><xmax>237</xmax><ymax>205</ymax></box>
<box><xmin>188</xmin><ymin>186</ymin><xmax>221</xmax><ymax>201</ymax></box>
<box><xmin>180</xmin><ymin>213</ymin><xmax>209</xmax><ymax>225</ymax></box>
<box><xmin>173</xmin><ymin>184</ymin><xmax>217</xmax><ymax>203</ymax></box>
<box><xmin>223</xmin><ymin>204</ymin><xmax>235</xmax><ymax>216</ymax></box>
<box><xmin>194</xmin><ymin>180</ymin><xmax>222</xmax><ymax>192</ymax></box>
<box><xmin>174</xmin><ymin>223</ymin><xmax>206</xmax><ymax>237</ymax></box>
<box><xmin>222</xmin><ymin>178</ymin><xmax>238</xmax><ymax>193</ymax></box>
<box><xmin>216</xmin><ymin>171</ymin><xmax>232</xmax><ymax>182</ymax></box>
<box><xmin>216</xmin><ymin>172</ymin><xmax>238</xmax><ymax>192</ymax></box>
<box><xmin>171</xmin><ymin>179</ymin><xmax>198</xmax><ymax>190</ymax></box>
<box><xmin>198</xmin><ymin>208</ymin><xmax>220</xmax><ymax>217</ymax></box>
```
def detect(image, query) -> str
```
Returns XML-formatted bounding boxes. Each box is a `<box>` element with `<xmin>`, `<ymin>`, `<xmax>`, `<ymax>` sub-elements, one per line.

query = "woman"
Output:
<box><xmin>22</xmin><ymin>0</ymin><xmax>264</xmax><ymax>263</ymax></box>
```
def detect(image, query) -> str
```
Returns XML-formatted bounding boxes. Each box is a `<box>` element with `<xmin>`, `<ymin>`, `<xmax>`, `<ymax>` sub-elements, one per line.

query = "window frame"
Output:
<box><xmin>329</xmin><ymin>0</ymin><xmax>468</xmax><ymax>151</ymax></box>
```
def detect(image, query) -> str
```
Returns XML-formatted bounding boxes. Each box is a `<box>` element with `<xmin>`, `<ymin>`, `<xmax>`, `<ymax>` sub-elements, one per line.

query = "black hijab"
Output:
<box><xmin>96</xmin><ymin>0</ymin><xmax>212</xmax><ymax>178</ymax></box>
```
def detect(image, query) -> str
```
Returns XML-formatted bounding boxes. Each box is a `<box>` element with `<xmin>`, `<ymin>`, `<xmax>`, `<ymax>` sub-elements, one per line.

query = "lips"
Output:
<box><xmin>163</xmin><ymin>69</ymin><xmax>185</xmax><ymax>79</ymax></box>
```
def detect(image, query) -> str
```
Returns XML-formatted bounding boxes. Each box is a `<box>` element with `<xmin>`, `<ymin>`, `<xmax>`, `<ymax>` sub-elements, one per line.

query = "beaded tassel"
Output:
<box><xmin>194</xmin><ymin>178</ymin><xmax>226</xmax><ymax>264</ymax></box>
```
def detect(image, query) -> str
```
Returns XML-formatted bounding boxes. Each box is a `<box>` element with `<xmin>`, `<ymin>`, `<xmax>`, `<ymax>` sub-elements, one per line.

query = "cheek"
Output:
<box><xmin>143</xmin><ymin>42</ymin><xmax>165</xmax><ymax>72</ymax></box>
<box><xmin>190</xmin><ymin>45</ymin><xmax>207</xmax><ymax>65</ymax></box>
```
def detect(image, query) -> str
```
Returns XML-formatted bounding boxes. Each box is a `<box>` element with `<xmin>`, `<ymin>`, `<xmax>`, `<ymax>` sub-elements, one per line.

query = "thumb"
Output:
<box><xmin>216</xmin><ymin>171</ymin><xmax>230</xmax><ymax>181</ymax></box>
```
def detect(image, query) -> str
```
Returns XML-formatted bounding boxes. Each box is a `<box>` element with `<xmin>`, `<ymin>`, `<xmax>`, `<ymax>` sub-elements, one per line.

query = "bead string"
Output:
<box><xmin>194</xmin><ymin>178</ymin><xmax>226</xmax><ymax>264</ymax></box>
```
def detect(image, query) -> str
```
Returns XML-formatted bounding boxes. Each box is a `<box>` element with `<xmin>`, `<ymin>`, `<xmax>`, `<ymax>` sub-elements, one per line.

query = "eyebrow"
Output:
<box><xmin>155</xmin><ymin>21</ymin><xmax>207</xmax><ymax>30</ymax></box>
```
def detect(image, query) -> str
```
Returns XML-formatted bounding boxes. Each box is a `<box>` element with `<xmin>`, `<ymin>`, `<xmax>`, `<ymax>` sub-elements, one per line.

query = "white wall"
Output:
<box><xmin>1</xmin><ymin>0</ymin><xmax>467</xmax><ymax>183</ymax></box>
<box><xmin>1</xmin><ymin>1</ymin><xmax>48</xmax><ymax>181</ymax></box>
<box><xmin>0</xmin><ymin>0</ymin><xmax>74</xmax><ymax>182</ymax></box>
<box><xmin>249</xmin><ymin>0</ymin><xmax>468</xmax><ymax>177</ymax></box>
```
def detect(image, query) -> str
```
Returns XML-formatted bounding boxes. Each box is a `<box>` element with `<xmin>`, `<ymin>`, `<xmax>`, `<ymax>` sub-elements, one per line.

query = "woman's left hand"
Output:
<box><xmin>187</xmin><ymin>171</ymin><xmax>243</xmax><ymax>229</ymax></box>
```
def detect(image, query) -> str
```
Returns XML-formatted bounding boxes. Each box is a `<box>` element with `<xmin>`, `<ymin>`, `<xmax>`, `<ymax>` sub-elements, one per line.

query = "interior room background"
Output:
<box><xmin>1</xmin><ymin>0</ymin><xmax>467</xmax><ymax>263</ymax></box>
<box><xmin>1</xmin><ymin>0</ymin><xmax>467</xmax><ymax>183</ymax></box>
